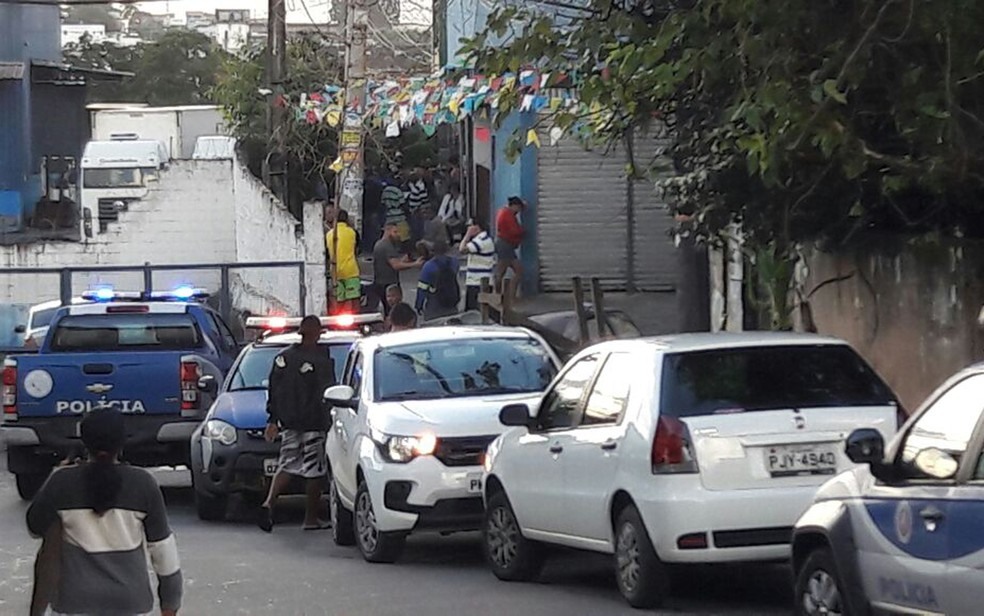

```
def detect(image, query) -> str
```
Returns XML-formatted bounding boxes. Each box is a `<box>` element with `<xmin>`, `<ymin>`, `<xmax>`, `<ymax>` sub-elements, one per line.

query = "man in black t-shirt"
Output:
<box><xmin>258</xmin><ymin>316</ymin><xmax>336</xmax><ymax>532</ymax></box>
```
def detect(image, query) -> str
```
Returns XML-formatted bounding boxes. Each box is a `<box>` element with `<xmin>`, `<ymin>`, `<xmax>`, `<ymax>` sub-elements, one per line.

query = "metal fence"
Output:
<box><xmin>0</xmin><ymin>260</ymin><xmax>307</xmax><ymax>354</ymax></box>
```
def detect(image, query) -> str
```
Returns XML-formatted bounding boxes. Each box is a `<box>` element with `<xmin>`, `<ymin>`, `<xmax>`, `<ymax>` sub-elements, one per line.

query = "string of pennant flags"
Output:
<box><xmin>291</xmin><ymin>69</ymin><xmax>607</xmax><ymax>162</ymax></box>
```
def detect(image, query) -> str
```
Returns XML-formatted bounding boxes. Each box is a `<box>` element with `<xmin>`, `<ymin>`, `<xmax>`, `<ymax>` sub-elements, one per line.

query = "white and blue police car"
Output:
<box><xmin>792</xmin><ymin>364</ymin><xmax>984</xmax><ymax>616</ymax></box>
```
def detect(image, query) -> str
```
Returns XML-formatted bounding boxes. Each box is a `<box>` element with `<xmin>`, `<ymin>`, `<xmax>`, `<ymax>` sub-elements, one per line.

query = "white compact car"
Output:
<box><xmin>323</xmin><ymin>326</ymin><xmax>560</xmax><ymax>563</ymax></box>
<box><xmin>482</xmin><ymin>333</ymin><xmax>902</xmax><ymax>608</ymax></box>
<box><xmin>793</xmin><ymin>363</ymin><xmax>984</xmax><ymax>616</ymax></box>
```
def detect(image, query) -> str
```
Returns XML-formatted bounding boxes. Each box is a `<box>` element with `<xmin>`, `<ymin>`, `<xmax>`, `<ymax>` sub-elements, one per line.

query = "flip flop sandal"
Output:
<box><xmin>303</xmin><ymin>520</ymin><xmax>333</xmax><ymax>531</ymax></box>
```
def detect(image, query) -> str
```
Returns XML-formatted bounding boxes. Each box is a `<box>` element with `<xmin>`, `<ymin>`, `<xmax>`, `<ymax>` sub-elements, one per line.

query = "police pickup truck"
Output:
<box><xmin>0</xmin><ymin>288</ymin><xmax>241</xmax><ymax>499</ymax></box>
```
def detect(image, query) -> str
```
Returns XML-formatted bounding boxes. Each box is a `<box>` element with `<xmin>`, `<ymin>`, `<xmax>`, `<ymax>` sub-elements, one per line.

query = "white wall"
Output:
<box><xmin>231</xmin><ymin>156</ymin><xmax>326</xmax><ymax>316</ymax></box>
<box><xmin>0</xmin><ymin>157</ymin><xmax>325</xmax><ymax>320</ymax></box>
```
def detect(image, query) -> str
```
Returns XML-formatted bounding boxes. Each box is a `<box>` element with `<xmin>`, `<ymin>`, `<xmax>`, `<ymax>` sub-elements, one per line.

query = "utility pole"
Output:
<box><xmin>266</xmin><ymin>0</ymin><xmax>288</xmax><ymax>208</ymax></box>
<box><xmin>335</xmin><ymin>0</ymin><xmax>368</xmax><ymax>232</ymax></box>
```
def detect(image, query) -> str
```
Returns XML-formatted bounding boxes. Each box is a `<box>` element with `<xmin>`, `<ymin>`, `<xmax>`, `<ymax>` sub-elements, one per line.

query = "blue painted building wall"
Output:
<box><xmin>491</xmin><ymin>112</ymin><xmax>539</xmax><ymax>294</ymax></box>
<box><xmin>444</xmin><ymin>1</ymin><xmax>547</xmax><ymax>293</ymax></box>
<box><xmin>0</xmin><ymin>4</ymin><xmax>63</xmax><ymax>227</ymax></box>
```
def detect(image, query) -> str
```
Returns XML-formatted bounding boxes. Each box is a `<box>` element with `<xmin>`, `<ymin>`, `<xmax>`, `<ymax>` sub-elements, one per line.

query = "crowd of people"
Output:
<box><xmin>325</xmin><ymin>156</ymin><xmax>527</xmax><ymax>327</ymax></box>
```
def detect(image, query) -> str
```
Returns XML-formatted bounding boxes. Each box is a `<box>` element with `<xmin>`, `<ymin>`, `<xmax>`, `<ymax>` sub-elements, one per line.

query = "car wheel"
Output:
<box><xmin>330</xmin><ymin>479</ymin><xmax>356</xmax><ymax>546</ymax></box>
<box><xmin>484</xmin><ymin>491</ymin><xmax>545</xmax><ymax>581</ymax></box>
<box><xmin>15</xmin><ymin>472</ymin><xmax>48</xmax><ymax>501</ymax></box>
<box><xmin>795</xmin><ymin>547</ymin><xmax>847</xmax><ymax>616</ymax></box>
<box><xmin>194</xmin><ymin>489</ymin><xmax>228</xmax><ymax>522</ymax></box>
<box><xmin>354</xmin><ymin>480</ymin><xmax>405</xmax><ymax>563</ymax></box>
<box><xmin>613</xmin><ymin>505</ymin><xmax>669</xmax><ymax>609</ymax></box>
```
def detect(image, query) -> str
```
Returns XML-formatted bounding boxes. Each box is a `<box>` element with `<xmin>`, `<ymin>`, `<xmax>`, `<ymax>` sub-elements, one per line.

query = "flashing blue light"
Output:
<box><xmin>172</xmin><ymin>286</ymin><xmax>195</xmax><ymax>300</ymax></box>
<box><xmin>94</xmin><ymin>288</ymin><xmax>115</xmax><ymax>301</ymax></box>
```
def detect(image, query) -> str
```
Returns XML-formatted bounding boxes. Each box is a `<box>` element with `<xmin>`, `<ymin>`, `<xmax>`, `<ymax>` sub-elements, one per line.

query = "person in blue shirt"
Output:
<box><xmin>415</xmin><ymin>240</ymin><xmax>460</xmax><ymax>321</ymax></box>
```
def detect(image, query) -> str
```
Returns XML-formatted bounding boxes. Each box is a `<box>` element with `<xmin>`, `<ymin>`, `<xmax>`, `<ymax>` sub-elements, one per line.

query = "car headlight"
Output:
<box><xmin>370</xmin><ymin>428</ymin><xmax>436</xmax><ymax>463</ymax></box>
<box><xmin>204</xmin><ymin>419</ymin><xmax>237</xmax><ymax>446</ymax></box>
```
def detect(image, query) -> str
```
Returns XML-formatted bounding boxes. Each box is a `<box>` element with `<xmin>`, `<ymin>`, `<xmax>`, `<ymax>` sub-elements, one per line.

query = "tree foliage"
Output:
<box><xmin>465</xmin><ymin>0</ymin><xmax>984</xmax><ymax>327</ymax></box>
<box><xmin>65</xmin><ymin>29</ymin><xmax>225</xmax><ymax>106</ymax></box>
<box><xmin>211</xmin><ymin>35</ymin><xmax>345</xmax><ymax>207</ymax></box>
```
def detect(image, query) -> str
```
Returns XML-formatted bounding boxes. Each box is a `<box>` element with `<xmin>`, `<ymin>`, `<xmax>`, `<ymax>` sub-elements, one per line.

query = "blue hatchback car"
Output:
<box><xmin>189</xmin><ymin>328</ymin><xmax>360</xmax><ymax>521</ymax></box>
<box><xmin>793</xmin><ymin>364</ymin><xmax>984</xmax><ymax>616</ymax></box>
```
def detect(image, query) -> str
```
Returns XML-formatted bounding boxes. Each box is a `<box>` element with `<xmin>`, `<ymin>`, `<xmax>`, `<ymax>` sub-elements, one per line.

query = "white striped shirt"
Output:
<box><xmin>461</xmin><ymin>231</ymin><xmax>496</xmax><ymax>286</ymax></box>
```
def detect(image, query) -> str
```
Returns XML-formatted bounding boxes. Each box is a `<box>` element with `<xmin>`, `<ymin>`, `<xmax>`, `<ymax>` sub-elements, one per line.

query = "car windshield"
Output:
<box><xmin>229</xmin><ymin>343</ymin><xmax>350</xmax><ymax>390</ymax></box>
<box><xmin>29</xmin><ymin>307</ymin><xmax>58</xmax><ymax>330</ymax></box>
<box><xmin>49</xmin><ymin>314</ymin><xmax>202</xmax><ymax>351</ymax></box>
<box><xmin>83</xmin><ymin>167</ymin><xmax>142</xmax><ymax>188</ymax></box>
<box><xmin>660</xmin><ymin>345</ymin><xmax>895</xmax><ymax>417</ymax></box>
<box><xmin>373</xmin><ymin>337</ymin><xmax>557</xmax><ymax>401</ymax></box>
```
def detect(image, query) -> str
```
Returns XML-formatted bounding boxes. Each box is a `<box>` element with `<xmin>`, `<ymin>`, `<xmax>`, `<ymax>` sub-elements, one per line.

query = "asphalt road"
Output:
<box><xmin>0</xmin><ymin>461</ymin><xmax>793</xmax><ymax>616</ymax></box>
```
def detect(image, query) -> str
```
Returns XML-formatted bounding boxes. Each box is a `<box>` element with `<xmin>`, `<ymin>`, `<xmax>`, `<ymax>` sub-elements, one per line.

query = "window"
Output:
<box><xmin>582</xmin><ymin>353</ymin><xmax>633</xmax><ymax>426</ymax></box>
<box><xmin>349</xmin><ymin>352</ymin><xmax>364</xmax><ymax>396</ymax></box>
<box><xmin>207</xmin><ymin>312</ymin><xmax>238</xmax><ymax>352</ymax></box>
<box><xmin>537</xmin><ymin>355</ymin><xmax>599</xmax><ymax>431</ymax></box>
<box><xmin>373</xmin><ymin>338</ymin><xmax>557</xmax><ymax>402</ymax></box>
<box><xmin>49</xmin><ymin>314</ymin><xmax>202</xmax><ymax>351</ymax></box>
<box><xmin>660</xmin><ymin>345</ymin><xmax>895</xmax><ymax>418</ymax></box>
<box><xmin>900</xmin><ymin>374</ymin><xmax>984</xmax><ymax>471</ymax></box>
<box><xmin>83</xmin><ymin>168</ymin><xmax>142</xmax><ymax>189</ymax></box>
<box><xmin>29</xmin><ymin>307</ymin><xmax>58</xmax><ymax>331</ymax></box>
<box><xmin>229</xmin><ymin>343</ymin><xmax>349</xmax><ymax>391</ymax></box>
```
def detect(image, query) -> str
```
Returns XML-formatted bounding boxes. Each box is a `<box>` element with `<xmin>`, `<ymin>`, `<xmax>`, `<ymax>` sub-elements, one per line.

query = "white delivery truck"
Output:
<box><xmin>78</xmin><ymin>138</ymin><xmax>168</xmax><ymax>237</ymax></box>
<box><xmin>91</xmin><ymin>105</ymin><xmax>226</xmax><ymax>160</ymax></box>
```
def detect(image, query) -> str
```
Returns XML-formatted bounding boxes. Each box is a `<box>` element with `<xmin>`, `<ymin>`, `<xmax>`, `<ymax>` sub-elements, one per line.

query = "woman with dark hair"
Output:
<box><xmin>27</xmin><ymin>408</ymin><xmax>183</xmax><ymax>616</ymax></box>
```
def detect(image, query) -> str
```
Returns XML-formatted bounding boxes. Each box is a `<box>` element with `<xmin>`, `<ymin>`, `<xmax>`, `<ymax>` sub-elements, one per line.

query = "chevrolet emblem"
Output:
<box><xmin>86</xmin><ymin>383</ymin><xmax>114</xmax><ymax>394</ymax></box>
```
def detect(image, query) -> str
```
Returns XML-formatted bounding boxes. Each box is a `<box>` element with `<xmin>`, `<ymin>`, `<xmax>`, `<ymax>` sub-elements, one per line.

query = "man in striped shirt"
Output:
<box><xmin>459</xmin><ymin>219</ymin><xmax>496</xmax><ymax>311</ymax></box>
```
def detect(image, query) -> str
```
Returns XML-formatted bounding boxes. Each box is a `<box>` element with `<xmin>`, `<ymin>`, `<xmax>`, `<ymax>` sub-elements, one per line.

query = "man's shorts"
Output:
<box><xmin>277</xmin><ymin>429</ymin><xmax>327</xmax><ymax>479</ymax></box>
<box><xmin>335</xmin><ymin>277</ymin><xmax>361</xmax><ymax>301</ymax></box>
<box><xmin>495</xmin><ymin>238</ymin><xmax>518</xmax><ymax>263</ymax></box>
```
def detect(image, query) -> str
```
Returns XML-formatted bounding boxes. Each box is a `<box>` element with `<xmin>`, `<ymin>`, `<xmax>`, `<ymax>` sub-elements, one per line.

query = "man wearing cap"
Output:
<box><xmin>494</xmin><ymin>196</ymin><xmax>526</xmax><ymax>303</ymax></box>
<box><xmin>259</xmin><ymin>315</ymin><xmax>336</xmax><ymax>532</ymax></box>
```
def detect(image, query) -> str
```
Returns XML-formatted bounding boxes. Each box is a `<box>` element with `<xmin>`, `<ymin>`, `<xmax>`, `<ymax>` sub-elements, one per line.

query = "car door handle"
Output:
<box><xmin>549</xmin><ymin>444</ymin><xmax>563</xmax><ymax>454</ymax></box>
<box><xmin>600</xmin><ymin>440</ymin><xmax>617</xmax><ymax>451</ymax></box>
<box><xmin>920</xmin><ymin>506</ymin><xmax>945</xmax><ymax>522</ymax></box>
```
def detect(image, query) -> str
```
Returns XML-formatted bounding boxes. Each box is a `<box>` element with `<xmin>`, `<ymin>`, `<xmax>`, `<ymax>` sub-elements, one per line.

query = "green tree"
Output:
<box><xmin>211</xmin><ymin>35</ymin><xmax>345</xmax><ymax>210</ymax></box>
<box><xmin>65</xmin><ymin>29</ymin><xmax>226</xmax><ymax>106</ymax></box>
<box><xmin>465</xmin><ymin>0</ymin><xmax>984</xmax><ymax>328</ymax></box>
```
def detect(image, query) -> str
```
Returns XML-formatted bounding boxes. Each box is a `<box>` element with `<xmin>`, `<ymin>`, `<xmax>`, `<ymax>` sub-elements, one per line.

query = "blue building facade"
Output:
<box><xmin>0</xmin><ymin>4</ymin><xmax>114</xmax><ymax>233</ymax></box>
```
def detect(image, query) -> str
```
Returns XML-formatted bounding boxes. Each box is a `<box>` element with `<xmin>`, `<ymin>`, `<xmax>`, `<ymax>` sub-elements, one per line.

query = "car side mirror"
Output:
<box><xmin>499</xmin><ymin>403</ymin><xmax>532</xmax><ymax>428</ymax></box>
<box><xmin>14</xmin><ymin>324</ymin><xmax>26</xmax><ymax>334</ymax></box>
<box><xmin>324</xmin><ymin>384</ymin><xmax>357</xmax><ymax>410</ymax></box>
<box><xmin>197</xmin><ymin>374</ymin><xmax>218</xmax><ymax>396</ymax></box>
<box><xmin>845</xmin><ymin>428</ymin><xmax>885</xmax><ymax>465</ymax></box>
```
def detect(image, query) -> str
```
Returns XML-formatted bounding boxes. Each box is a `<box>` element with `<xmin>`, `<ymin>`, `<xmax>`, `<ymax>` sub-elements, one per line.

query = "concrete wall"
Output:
<box><xmin>0</xmin><ymin>157</ymin><xmax>326</xmax><ymax>333</ymax></box>
<box><xmin>803</xmin><ymin>237</ymin><xmax>984</xmax><ymax>411</ymax></box>
<box><xmin>231</xmin><ymin>156</ymin><xmax>326</xmax><ymax>316</ymax></box>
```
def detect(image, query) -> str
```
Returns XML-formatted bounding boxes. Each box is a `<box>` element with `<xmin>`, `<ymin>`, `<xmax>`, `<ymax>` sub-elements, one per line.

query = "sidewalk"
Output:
<box><xmin>357</xmin><ymin>255</ymin><xmax>676</xmax><ymax>336</ymax></box>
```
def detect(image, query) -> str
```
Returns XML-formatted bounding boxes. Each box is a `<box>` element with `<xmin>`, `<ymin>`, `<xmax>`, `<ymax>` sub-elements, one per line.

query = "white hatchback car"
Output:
<box><xmin>482</xmin><ymin>333</ymin><xmax>902</xmax><ymax>608</ymax></box>
<box><xmin>323</xmin><ymin>326</ymin><xmax>560</xmax><ymax>563</ymax></box>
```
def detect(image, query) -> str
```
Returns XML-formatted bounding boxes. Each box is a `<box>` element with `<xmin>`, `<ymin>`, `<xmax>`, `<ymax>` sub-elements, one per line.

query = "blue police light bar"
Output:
<box><xmin>81</xmin><ymin>287</ymin><xmax>210</xmax><ymax>302</ymax></box>
<box><xmin>147</xmin><ymin>287</ymin><xmax>210</xmax><ymax>301</ymax></box>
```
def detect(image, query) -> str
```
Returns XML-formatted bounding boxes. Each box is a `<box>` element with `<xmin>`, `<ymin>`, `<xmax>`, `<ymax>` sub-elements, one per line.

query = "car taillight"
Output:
<box><xmin>2</xmin><ymin>359</ymin><xmax>17</xmax><ymax>420</ymax></box>
<box><xmin>651</xmin><ymin>416</ymin><xmax>698</xmax><ymax>474</ymax></box>
<box><xmin>180</xmin><ymin>360</ymin><xmax>201</xmax><ymax>413</ymax></box>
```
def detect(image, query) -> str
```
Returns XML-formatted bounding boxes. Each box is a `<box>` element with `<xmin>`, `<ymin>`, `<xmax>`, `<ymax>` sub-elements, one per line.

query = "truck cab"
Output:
<box><xmin>79</xmin><ymin>138</ymin><xmax>168</xmax><ymax>237</ymax></box>
<box><xmin>0</xmin><ymin>288</ymin><xmax>241</xmax><ymax>500</ymax></box>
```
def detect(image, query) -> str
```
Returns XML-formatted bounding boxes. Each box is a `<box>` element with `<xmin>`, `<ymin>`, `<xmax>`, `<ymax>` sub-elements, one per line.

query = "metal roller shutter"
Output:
<box><xmin>630</xmin><ymin>128</ymin><xmax>677</xmax><ymax>291</ymax></box>
<box><xmin>536</xmin><ymin>132</ymin><xmax>629</xmax><ymax>291</ymax></box>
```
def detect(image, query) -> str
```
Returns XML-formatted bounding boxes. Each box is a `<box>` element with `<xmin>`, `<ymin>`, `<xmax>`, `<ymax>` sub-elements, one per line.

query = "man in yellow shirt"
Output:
<box><xmin>326</xmin><ymin>209</ymin><xmax>361</xmax><ymax>313</ymax></box>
